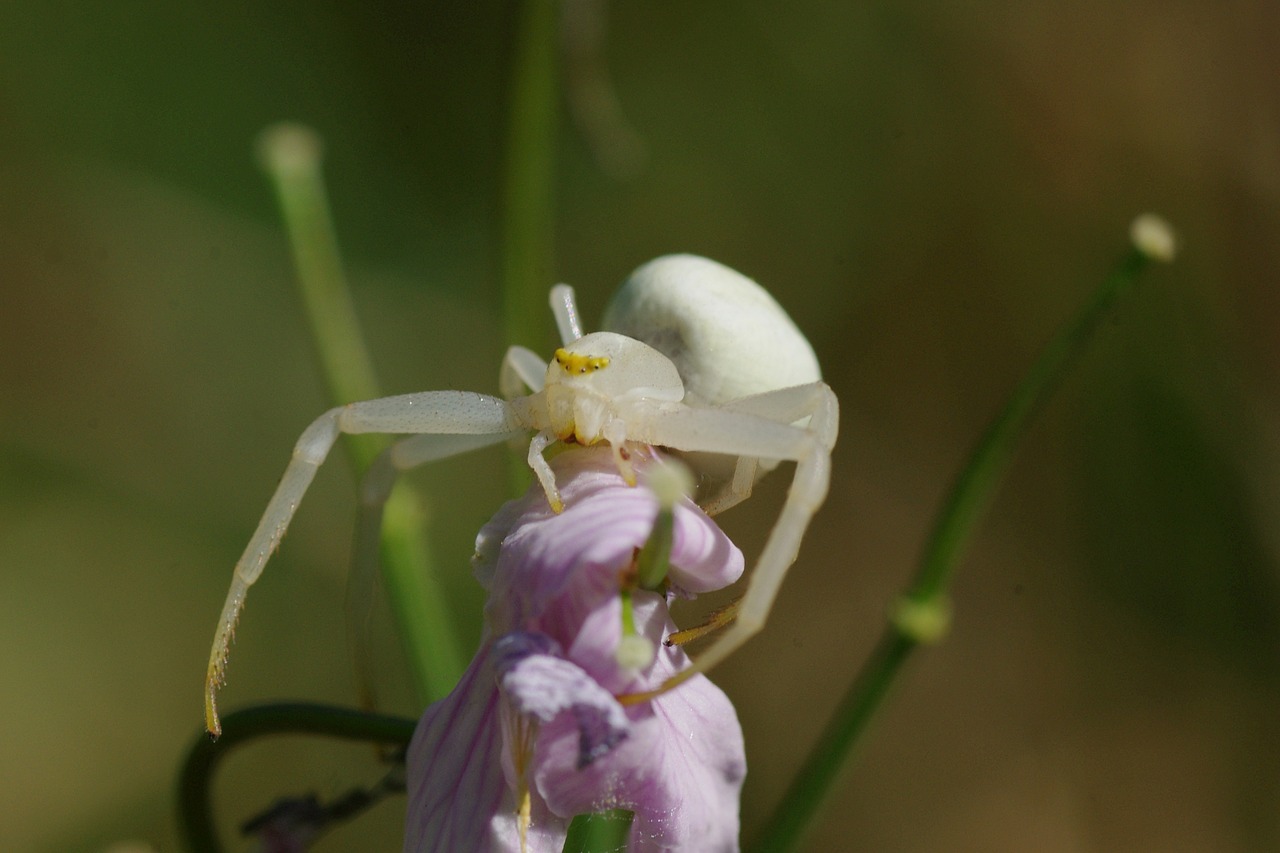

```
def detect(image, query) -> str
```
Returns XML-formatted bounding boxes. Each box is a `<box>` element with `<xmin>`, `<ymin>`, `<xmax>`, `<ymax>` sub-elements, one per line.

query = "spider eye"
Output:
<box><xmin>554</xmin><ymin>348</ymin><xmax>610</xmax><ymax>375</ymax></box>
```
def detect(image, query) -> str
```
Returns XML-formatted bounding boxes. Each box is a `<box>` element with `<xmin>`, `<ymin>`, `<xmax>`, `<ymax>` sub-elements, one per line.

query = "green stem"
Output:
<box><xmin>177</xmin><ymin>703</ymin><xmax>417</xmax><ymax>853</ymax></box>
<box><xmin>257</xmin><ymin>124</ymin><xmax>464</xmax><ymax>704</ymax></box>
<box><xmin>911</xmin><ymin>248</ymin><xmax>1148</xmax><ymax>601</ymax></box>
<box><xmin>751</xmin><ymin>234</ymin><xmax>1169</xmax><ymax>852</ymax></box>
<box><xmin>254</xmin><ymin>126</ymin><xmax>381</xmax><ymax>449</ymax></box>
<box><xmin>563</xmin><ymin>810</ymin><xmax>635</xmax><ymax>852</ymax></box>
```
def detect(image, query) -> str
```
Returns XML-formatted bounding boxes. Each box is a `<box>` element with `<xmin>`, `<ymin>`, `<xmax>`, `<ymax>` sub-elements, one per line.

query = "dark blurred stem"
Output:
<box><xmin>177</xmin><ymin>703</ymin><xmax>417</xmax><ymax>853</ymax></box>
<box><xmin>501</xmin><ymin>1</ymin><xmax>558</xmax><ymax>492</ymax></box>
<box><xmin>256</xmin><ymin>124</ymin><xmax>464</xmax><ymax>705</ymax></box>
<box><xmin>752</xmin><ymin>237</ymin><xmax>1166</xmax><ymax>852</ymax></box>
<box><xmin>501</xmin><ymin>8</ymin><xmax>635</xmax><ymax>852</ymax></box>
<box><xmin>502</xmin><ymin>0</ymin><xmax>559</xmax><ymax>351</ymax></box>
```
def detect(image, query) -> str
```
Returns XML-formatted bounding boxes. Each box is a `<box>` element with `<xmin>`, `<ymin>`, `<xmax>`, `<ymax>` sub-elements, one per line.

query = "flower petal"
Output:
<box><xmin>495</xmin><ymin>632</ymin><xmax>631</xmax><ymax>768</ymax></box>
<box><xmin>405</xmin><ymin>644</ymin><xmax>569</xmax><ymax>853</ymax></box>
<box><xmin>478</xmin><ymin>448</ymin><xmax>744</xmax><ymax>638</ymax></box>
<box><xmin>409</xmin><ymin>447</ymin><xmax>748</xmax><ymax>852</ymax></box>
<box><xmin>534</xmin><ymin>596</ymin><xmax>746</xmax><ymax>851</ymax></box>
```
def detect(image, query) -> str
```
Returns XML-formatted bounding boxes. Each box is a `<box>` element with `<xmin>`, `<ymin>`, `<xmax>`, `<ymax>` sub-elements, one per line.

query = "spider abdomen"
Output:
<box><xmin>603</xmin><ymin>254</ymin><xmax>821</xmax><ymax>406</ymax></box>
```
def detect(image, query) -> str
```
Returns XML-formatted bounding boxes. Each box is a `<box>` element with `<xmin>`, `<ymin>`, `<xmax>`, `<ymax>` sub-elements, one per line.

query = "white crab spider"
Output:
<box><xmin>204</xmin><ymin>254</ymin><xmax>838</xmax><ymax>734</ymax></box>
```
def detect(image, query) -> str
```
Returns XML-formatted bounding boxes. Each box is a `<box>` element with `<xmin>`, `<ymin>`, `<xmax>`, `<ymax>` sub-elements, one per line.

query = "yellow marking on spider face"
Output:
<box><xmin>554</xmin><ymin>348</ymin><xmax>610</xmax><ymax>375</ymax></box>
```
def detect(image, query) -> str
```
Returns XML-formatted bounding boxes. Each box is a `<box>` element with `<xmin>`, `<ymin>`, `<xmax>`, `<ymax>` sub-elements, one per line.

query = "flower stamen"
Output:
<box><xmin>635</xmin><ymin>457</ymin><xmax>693</xmax><ymax>590</ymax></box>
<box><xmin>504</xmin><ymin>701</ymin><xmax>539</xmax><ymax>853</ymax></box>
<box><xmin>664</xmin><ymin>598</ymin><xmax>741</xmax><ymax>647</ymax></box>
<box><xmin>616</xmin><ymin>588</ymin><xmax>657</xmax><ymax>670</ymax></box>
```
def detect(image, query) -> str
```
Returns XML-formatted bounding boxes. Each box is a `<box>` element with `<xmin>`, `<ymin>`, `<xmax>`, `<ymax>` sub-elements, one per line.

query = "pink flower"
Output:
<box><xmin>404</xmin><ymin>447</ymin><xmax>747</xmax><ymax>852</ymax></box>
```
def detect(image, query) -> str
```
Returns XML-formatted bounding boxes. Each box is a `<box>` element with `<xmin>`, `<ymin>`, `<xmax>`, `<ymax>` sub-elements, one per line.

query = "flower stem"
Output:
<box><xmin>256</xmin><ymin>124</ymin><xmax>464</xmax><ymax>704</ymax></box>
<box><xmin>751</xmin><ymin>218</ymin><xmax>1176</xmax><ymax>852</ymax></box>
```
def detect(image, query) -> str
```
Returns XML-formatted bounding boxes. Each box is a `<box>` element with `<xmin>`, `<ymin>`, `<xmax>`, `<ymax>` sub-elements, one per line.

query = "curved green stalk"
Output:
<box><xmin>751</xmin><ymin>219</ymin><xmax>1176</xmax><ymax>852</ymax></box>
<box><xmin>177</xmin><ymin>702</ymin><xmax>417</xmax><ymax>853</ymax></box>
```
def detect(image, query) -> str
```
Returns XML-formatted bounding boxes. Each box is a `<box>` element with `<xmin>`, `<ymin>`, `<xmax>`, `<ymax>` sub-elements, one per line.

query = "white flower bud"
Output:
<box><xmin>616</xmin><ymin>634</ymin><xmax>657</xmax><ymax>670</ymax></box>
<box><xmin>255</xmin><ymin>122</ymin><xmax>324</xmax><ymax>177</ymax></box>
<box><xmin>643</xmin><ymin>457</ymin><xmax>695</xmax><ymax>510</ymax></box>
<box><xmin>1130</xmin><ymin>213</ymin><xmax>1177</xmax><ymax>263</ymax></box>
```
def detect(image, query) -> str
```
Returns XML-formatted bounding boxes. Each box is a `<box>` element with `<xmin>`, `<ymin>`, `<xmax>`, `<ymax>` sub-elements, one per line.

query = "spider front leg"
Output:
<box><xmin>618</xmin><ymin>390</ymin><xmax>837</xmax><ymax>702</ymax></box>
<box><xmin>205</xmin><ymin>390</ymin><xmax>525</xmax><ymax>736</ymax></box>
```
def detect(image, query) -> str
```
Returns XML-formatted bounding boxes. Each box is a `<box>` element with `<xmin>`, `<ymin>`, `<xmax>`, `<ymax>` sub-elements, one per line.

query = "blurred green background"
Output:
<box><xmin>3</xmin><ymin>2</ymin><xmax>1279</xmax><ymax>851</ymax></box>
